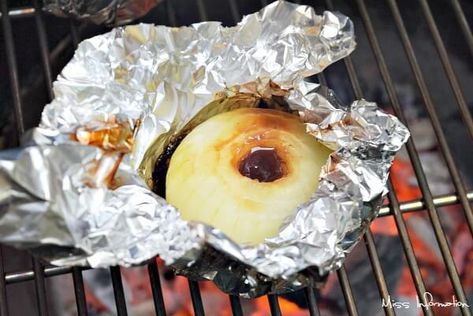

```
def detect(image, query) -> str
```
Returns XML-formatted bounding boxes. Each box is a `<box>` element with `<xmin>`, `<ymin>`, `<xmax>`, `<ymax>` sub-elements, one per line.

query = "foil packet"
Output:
<box><xmin>43</xmin><ymin>0</ymin><xmax>161</xmax><ymax>25</ymax></box>
<box><xmin>0</xmin><ymin>1</ymin><xmax>409</xmax><ymax>297</ymax></box>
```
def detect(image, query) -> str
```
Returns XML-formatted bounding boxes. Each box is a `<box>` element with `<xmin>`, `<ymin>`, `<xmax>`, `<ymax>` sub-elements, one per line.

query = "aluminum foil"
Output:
<box><xmin>43</xmin><ymin>0</ymin><xmax>161</xmax><ymax>25</ymax></box>
<box><xmin>0</xmin><ymin>1</ymin><xmax>409</xmax><ymax>297</ymax></box>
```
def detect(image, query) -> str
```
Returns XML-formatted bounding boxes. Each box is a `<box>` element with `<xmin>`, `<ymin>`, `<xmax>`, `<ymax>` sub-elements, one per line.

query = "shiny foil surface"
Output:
<box><xmin>0</xmin><ymin>1</ymin><xmax>409</xmax><ymax>297</ymax></box>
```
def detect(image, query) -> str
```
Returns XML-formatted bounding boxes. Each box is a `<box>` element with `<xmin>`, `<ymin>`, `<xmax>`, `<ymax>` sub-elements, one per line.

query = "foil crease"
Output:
<box><xmin>43</xmin><ymin>0</ymin><xmax>161</xmax><ymax>25</ymax></box>
<box><xmin>0</xmin><ymin>1</ymin><xmax>409</xmax><ymax>297</ymax></box>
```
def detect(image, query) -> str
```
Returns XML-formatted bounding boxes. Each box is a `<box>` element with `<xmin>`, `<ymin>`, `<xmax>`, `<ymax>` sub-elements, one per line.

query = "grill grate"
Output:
<box><xmin>1</xmin><ymin>0</ymin><xmax>473</xmax><ymax>315</ymax></box>
<box><xmin>356</xmin><ymin>0</ymin><xmax>470</xmax><ymax>313</ymax></box>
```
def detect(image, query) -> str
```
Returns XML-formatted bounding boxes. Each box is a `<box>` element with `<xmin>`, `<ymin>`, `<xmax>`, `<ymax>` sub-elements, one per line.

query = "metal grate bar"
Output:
<box><xmin>336</xmin><ymin>267</ymin><xmax>358</xmax><ymax>316</ymax></box>
<box><xmin>28</xmin><ymin>11</ymin><xmax>92</xmax><ymax>315</ymax></box>
<box><xmin>316</xmin><ymin>25</ymin><xmax>425</xmax><ymax>316</ymax></box>
<box><xmin>32</xmin><ymin>259</ymin><xmax>49</xmax><ymax>316</ymax></box>
<box><xmin>188</xmin><ymin>280</ymin><xmax>205</xmax><ymax>316</ymax></box>
<box><xmin>165</xmin><ymin>0</ymin><xmax>177</xmax><ymax>27</ymax></box>
<box><xmin>317</xmin><ymin>71</ymin><xmax>364</xmax><ymax>316</ymax></box>
<box><xmin>71</xmin><ymin>268</ymin><xmax>88</xmax><ymax>316</ymax></box>
<box><xmin>450</xmin><ymin>0</ymin><xmax>473</xmax><ymax>58</ymax></box>
<box><xmin>196</xmin><ymin>0</ymin><xmax>208</xmax><ymax>21</ymax></box>
<box><xmin>354</xmin><ymin>0</ymin><xmax>464</xmax><ymax>312</ymax></box>
<box><xmin>304</xmin><ymin>287</ymin><xmax>321</xmax><ymax>316</ymax></box>
<box><xmin>0</xmin><ymin>7</ymin><xmax>35</xmax><ymax>18</ymax></box>
<box><xmin>316</xmin><ymin>73</ymin><xmax>327</xmax><ymax>87</ymax></box>
<box><xmin>23</xmin><ymin>0</ymin><xmax>55</xmax><ymax>307</ymax></box>
<box><xmin>342</xmin><ymin>57</ymin><xmax>363</xmax><ymax>99</ymax></box>
<box><xmin>322</xmin><ymin>0</ymin><xmax>361</xmax><ymax>94</ymax></box>
<box><xmin>386</xmin><ymin>0</ymin><xmax>473</xmax><ymax>235</ymax></box>
<box><xmin>69</xmin><ymin>20</ymin><xmax>80</xmax><ymax>48</ymax></box>
<box><xmin>354</xmin><ymin>0</ymin><xmax>471</xmax><ymax>314</ymax></box>
<box><xmin>1</xmin><ymin>0</ymin><xmax>25</xmax><ymax>135</ymax></box>
<box><xmin>147</xmin><ymin>261</ymin><xmax>167</xmax><ymax>316</ymax></box>
<box><xmin>49</xmin><ymin>33</ymin><xmax>73</xmax><ymax>61</ymax></box>
<box><xmin>0</xmin><ymin>249</ymin><xmax>8</xmax><ymax>316</ymax></box>
<box><xmin>267</xmin><ymin>294</ymin><xmax>281</xmax><ymax>316</ymax></box>
<box><xmin>32</xmin><ymin>0</ymin><xmax>53</xmax><ymax>100</ymax></box>
<box><xmin>314</xmin><ymin>6</ymin><xmax>397</xmax><ymax>314</ymax></box>
<box><xmin>363</xmin><ymin>230</ymin><xmax>395</xmax><ymax>316</ymax></box>
<box><xmin>386</xmin><ymin>183</ymin><xmax>433</xmax><ymax>315</ymax></box>
<box><xmin>320</xmin><ymin>16</ymin><xmax>460</xmax><ymax>306</ymax></box>
<box><xmin>318</xmin><ymin>61</ymin><xmax>393</xmax><ymax>314</ymax></box>
<box><xmin>5</xmin><ymin>266</ymin><xmax>75</xmax><ymax>284</ymax></box>
<box><xmin>110</xmin><ymin>267</ymin><xmax>128</xmax><ymax>316</ymax></box>
<box><xmin>379</xmin><ymin>191</ymin><xmax>473</xmax><ymax>216</ymax></box>
<box><xmin>228</xmin><ymin>0</ymin><xmax>240</xmax><ymax>24</ymax></box>
<box><xmin>229</xmin><ymin>295</ymin><xmax>243</xmax><ymax>316</ymax></box>
<box><xmin>417</xmin><ymin>0</ymin><xmax>473</xmax><ymax>139</ymax></box>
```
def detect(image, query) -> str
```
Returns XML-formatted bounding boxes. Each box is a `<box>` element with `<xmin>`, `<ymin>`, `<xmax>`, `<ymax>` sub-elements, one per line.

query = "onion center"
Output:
<box><xmin>238</xmin><ymin>147</ymin><xmax>284</xmax><ymax>182</ymax></box>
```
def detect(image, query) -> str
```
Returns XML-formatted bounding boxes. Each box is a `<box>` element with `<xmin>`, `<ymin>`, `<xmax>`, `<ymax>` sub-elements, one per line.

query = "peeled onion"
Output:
<box><xmin>166</xmin><ymin>108</ymin><xmax>332</xmax><ymax>245</ymax></box>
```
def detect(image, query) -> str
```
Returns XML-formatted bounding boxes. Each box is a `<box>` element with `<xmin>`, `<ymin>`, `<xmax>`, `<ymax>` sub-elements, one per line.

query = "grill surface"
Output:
<box><xmin>1</xmin><ymin>0</ymin><xmax>472</xmax><ymax>315</ymax></box>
